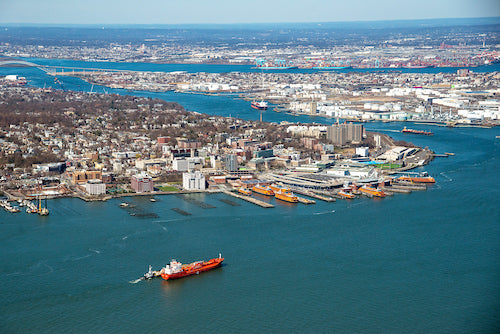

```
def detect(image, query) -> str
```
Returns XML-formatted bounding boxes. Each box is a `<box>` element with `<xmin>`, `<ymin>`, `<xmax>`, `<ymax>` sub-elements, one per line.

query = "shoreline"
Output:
<box><xmin>54</xmin><ymin>72</ymin><xmax>498</xmax><ymax>129</ymax></box>
<box><xmin>1</xmin><ymin>148</ymin><xmax>436</xmax><ymax>204</ymax></box>
<box><xmin>6</xmin><ymin>56</ymin><xmax>499</xmax><ymax>71</ymax></box>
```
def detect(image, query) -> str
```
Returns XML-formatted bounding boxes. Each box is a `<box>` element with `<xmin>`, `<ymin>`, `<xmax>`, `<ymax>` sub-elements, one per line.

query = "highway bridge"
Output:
<box><xmin>0</xmin><ymin>59</ymin><xmax>38</xmax><ymax>67</ymax></box>
<box><xmin>0</xmin><ymin>58</ymin><xmax>127</xmax><ymax>76</ymax></box>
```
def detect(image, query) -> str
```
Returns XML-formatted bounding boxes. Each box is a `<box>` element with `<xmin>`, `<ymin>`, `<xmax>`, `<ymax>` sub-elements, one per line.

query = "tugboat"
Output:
<box><xmin>143</xmin><ymin>265</ymin><xmax>163</xmax><ymax>279</ymax></box>
<box><xmin>144</xmin><ymin>265</ymin><xmax>155</xmax><ymax>280</ymax></box>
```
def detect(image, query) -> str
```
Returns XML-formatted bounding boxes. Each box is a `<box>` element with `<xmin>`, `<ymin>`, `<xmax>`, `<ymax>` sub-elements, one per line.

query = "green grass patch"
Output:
<box><xmin>157</xmin><ymin>185</ymin><xmax>179</xmax><ymax>192</ymax></box>
<box><xmin>375</xmin><ymin>163</ymin><xmax>402</xmax><ymax>169</ymax></box>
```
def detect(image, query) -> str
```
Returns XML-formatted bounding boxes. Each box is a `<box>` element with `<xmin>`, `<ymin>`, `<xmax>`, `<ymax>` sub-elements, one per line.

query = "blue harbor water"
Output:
<box><xmin>1</xmin><ymin>62</ymin><xmax>500</xmax><ymax>333</ymax></box>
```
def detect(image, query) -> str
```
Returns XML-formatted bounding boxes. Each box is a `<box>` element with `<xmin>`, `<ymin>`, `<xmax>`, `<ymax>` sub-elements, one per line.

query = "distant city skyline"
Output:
<box><xmin>0</xmin><ymin>0</ymin><xmax>499</xmax><ymax>25</ymax></box>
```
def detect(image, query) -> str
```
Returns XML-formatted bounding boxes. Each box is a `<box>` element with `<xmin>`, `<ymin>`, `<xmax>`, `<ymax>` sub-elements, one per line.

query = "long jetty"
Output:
<box><xmin>223</xmin><ymin>191</ymin><xmax>274</xmax><ymax>208</ymax></box>
<box><xmin>292</xmin><ymin>189</ymin><xmax>335</xmax><ymax>202</ymax></box>
<box><xmin>391</xmin><ymin>182</ymin><xmax>427</xmax><ymax>191</ymax></box>
<box><xmin>380</xmin><ymin>186</ymin><xmax>411</xmax><ymax>194</ymax></box>
<box><xmin>297</xmin><ymin>196</ymin><xmax>316</xmax><ymax>204</ymax></box>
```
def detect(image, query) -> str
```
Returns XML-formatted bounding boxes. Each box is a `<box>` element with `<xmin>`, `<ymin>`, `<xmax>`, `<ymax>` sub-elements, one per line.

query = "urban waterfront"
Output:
<box><xmin>1</xmin><ymin>123</ymin><xmax>499</xmax><ymax>333</ymax></box>
<box><xmin>1</xmin><ymin>63</ymin><xmax>500</xmax><ymax>333</ymax></box>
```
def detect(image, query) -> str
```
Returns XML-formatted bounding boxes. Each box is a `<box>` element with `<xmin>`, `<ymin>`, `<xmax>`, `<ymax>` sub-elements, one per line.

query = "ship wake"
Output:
<box><xmin>440</xmin><ymin>172</ymin><xmax>453</xmax><ymax>182</ymax></box>
<box><xmin>313</xmin><ymin>210</ymin><xmax>335</xmax><ymax>215</ymax></box>
<box><xmin>129</xmin><ymin>278</ymin><xmax>143</xmax><ymax>284</ymax></box>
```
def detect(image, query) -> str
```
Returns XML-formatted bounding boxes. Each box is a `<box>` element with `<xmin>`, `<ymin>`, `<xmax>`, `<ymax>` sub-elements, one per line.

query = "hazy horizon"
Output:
<box><xmin>1</xmin><ymin>0</ymin><xmax>499</xmax><ymax>25</ymax></box>
<box><xmin>0</xmin><ymin>16</ymin><xmax>498</xmax><ymax>29</ymax></box>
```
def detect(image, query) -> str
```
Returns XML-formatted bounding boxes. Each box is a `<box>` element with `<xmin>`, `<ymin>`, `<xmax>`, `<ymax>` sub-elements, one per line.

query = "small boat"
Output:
<box><xmin>119</xmin><ymin>202</ymin><xmax>129</xmax><ymax>207</ymax></box>
<box><xmin>10</xmin><ymin>206</ymin><xmax>21</xmax><ymax>213</ymax></box>
<box><xmin>161</xmin><ymin>254</ymin><xmax>224</xmax><ymax>281</ymax></box>
<box><xmin>144</xmin><ymin>265</ymin><xmax>155</xmax><ymax>279</ymax></box>
<box><xmin>38</xmin><ymin>208</ymin><xmax>49</xmax><ymax>216</ymax></box>
<box><xmin>150</xmin><ymin>198</ymin><xmax>157</xmax><ymax>202</ymax></box>
<box><xmin>143</xmin><ymin>265</ymin><xmax>162</xmax><ymax>279</ymax></box>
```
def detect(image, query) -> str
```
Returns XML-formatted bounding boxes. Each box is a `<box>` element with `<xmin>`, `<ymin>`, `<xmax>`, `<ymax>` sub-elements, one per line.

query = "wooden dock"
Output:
<box><xmin>297</xmin><ymin>197</ymin><xmax>315</xmax><ymax>204</ymax></box>
<box><xmin>391</xmin><ymin>182</ymin><xmax>427</xmax><ymax>191</ymax></box>
<box><xmin>380</xmin><ymin>186</ymin><xmax>411</xmax><ymax>194</ymax></box>
<box><xmin>292</xmin><ymin>189</ymin><xmax>335</xmax><ymax>202</ymax></box>
<box><xmin>223</xmin><ymin>191</ymin><xmax>274</xmax><ymax>208</ymax></box>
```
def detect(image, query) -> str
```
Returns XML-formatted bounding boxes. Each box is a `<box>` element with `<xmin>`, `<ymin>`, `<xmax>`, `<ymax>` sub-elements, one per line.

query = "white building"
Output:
<box><xmin>182</xmin><ymin>171</ymin><xmax>206</xmax><ymax>190</ymax></box>
<box><xmin>85</xmin><ymin>179</ymin><xmax>106</xmax><ymax>195</ymax></box>
<box><xmin>356</xmin><ymin>147</ymin><xmax>369</xmax><ymax>157</ymax></box>
<box><xmin>378</xmin><ymin>146</ymin><xmax>416</xmax><ymax>162</ymax></box>
<box><xmin>135</xmin><ymin>158</ymin><xmax>168</xmax><ymax>170</ymax></box>
<box><xmin>173</xmin><ymin>158</ymin><xmax>189</xmax><ymax>171</ymax></box>
<box><xmin>113</xmin><ymin>160</ymin><xmax>123</xmax><ymax>173</ymax></box>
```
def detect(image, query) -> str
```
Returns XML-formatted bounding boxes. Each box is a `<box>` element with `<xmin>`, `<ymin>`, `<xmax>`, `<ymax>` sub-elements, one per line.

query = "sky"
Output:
<box><xmin>0</xmin><ymin>0</ymin><xmax>499</xmax><ymax>25</ymax></box>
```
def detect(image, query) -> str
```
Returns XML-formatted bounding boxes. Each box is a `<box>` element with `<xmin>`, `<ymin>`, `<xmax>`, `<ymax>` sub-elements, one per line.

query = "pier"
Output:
<box><xmin>380</xmin><ymin>186</ymin><xmax>412</xmax><ymax>194</ymax></box>
<box><xmin>223</xmin><ymin>191</ymin><xmax>274</xmax><ymax>208</ymax></box>
<box><xmin>297</xmin><ymin>197</ymin><xmax>316</xmax><ymax>204</ymax></box>
<box><xmin>292</xmin><ymin>188</ymin><xmax>336</xmax><ymax>202</ymax></box>
<box><xmin>391</xmin><ymin>182</ymin><xmax>427</xmax><ymax>191</ymax></box>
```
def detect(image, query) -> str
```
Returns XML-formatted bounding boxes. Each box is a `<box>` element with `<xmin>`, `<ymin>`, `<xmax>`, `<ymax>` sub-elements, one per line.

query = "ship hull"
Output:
<box><xmin>252</xmin><ymin>185</ymin><xmax>274</xmax><ymax>196</ymax></box>
<box><xmin>253</xmin><ymin>66</ymin><xmax>298</xmax><ymax>70</ymax></box>
<box><xmin>275</xmin><ymin>192</ymin><xmax>298</xmax><ymax>203</ymax></box>
<box><xmin>338</xmin><ymin>190</ymin><xmax>356</xmax><ymax>199</ymax></box>
<box><xmin>312</xmin><ymin>66</ymin><xmax>352</xmax><ymax>70</ymax></box>
<box><xmin>161</xmin><ymin>258</ymin><xmax>224</xmax><ymax>280</ymax></box>
<box><xmin>251</xmin><ymin>104</ymin><xmax>268</xmax><ymax>110</ymax></box>
<box><xmin>401</xmin><ymin>128</ymin><xmax>433</xmax><ymax>135</ymax></box>
<box><xmin>359</xmin><ymin>186</ymin><xmax>385</xmax><ymax>197</ymax></box>
<box><xmin>397</xmin><ymin>176</ymin><xmax>435</xmax><ymax>183</ymax></box>
<box><xmin>238</xmin><ymin>188</ymin><xmax>252</xmax><ymax>196</ymax></box>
